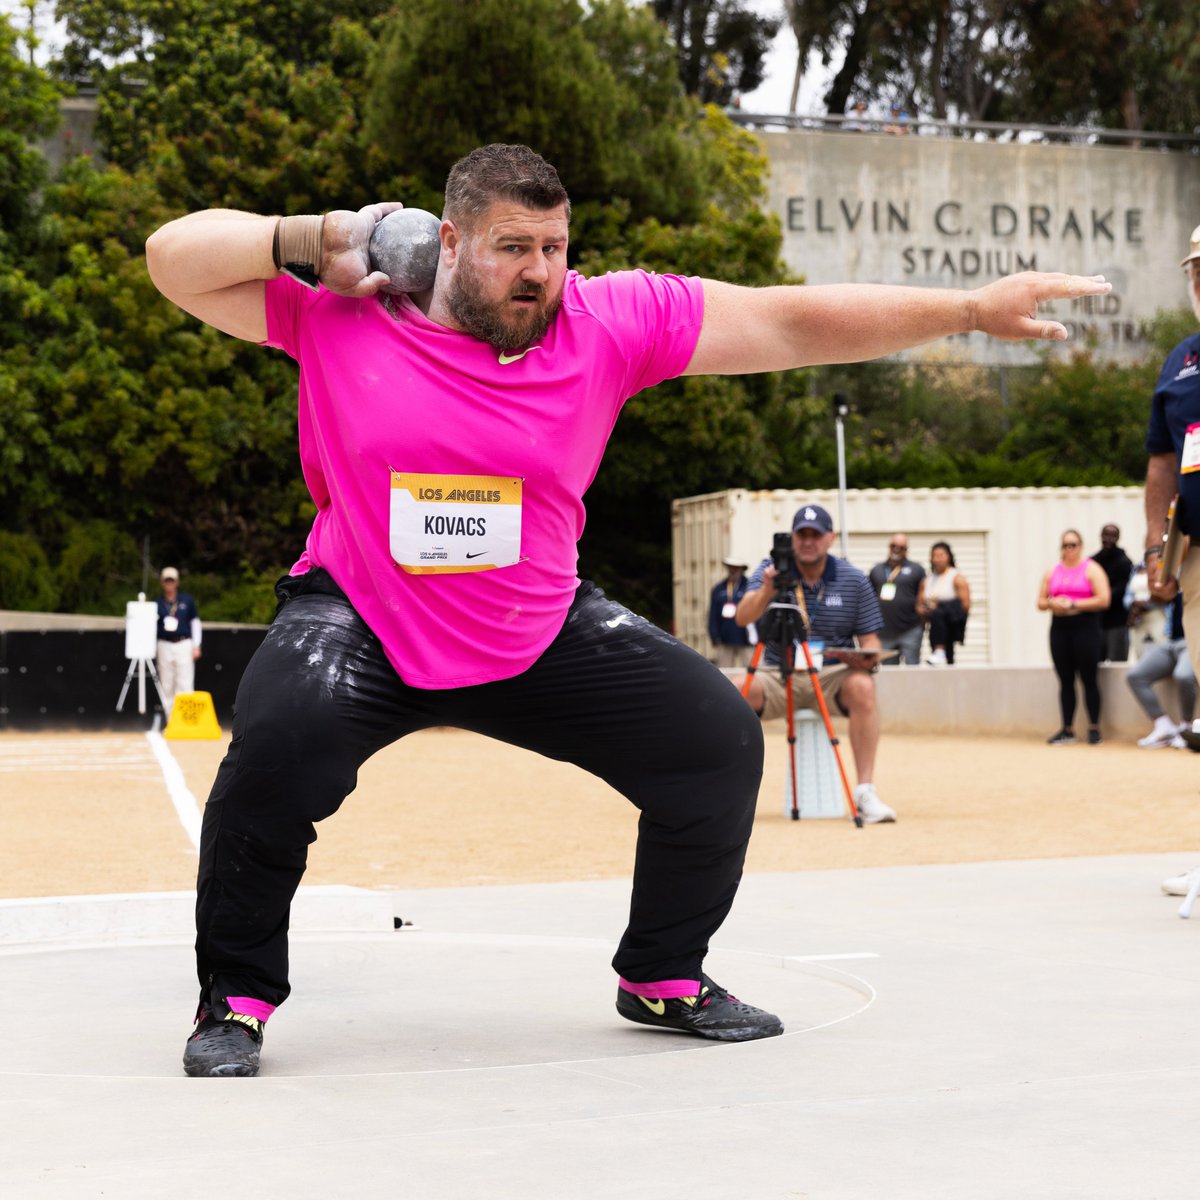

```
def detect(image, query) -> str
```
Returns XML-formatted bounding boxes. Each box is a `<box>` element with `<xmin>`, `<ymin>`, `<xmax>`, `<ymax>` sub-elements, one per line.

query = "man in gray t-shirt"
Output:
<box><xmin>868</xmin><ymin>533</ymin><xmax>926</xmax><ymax>665</ymax></box>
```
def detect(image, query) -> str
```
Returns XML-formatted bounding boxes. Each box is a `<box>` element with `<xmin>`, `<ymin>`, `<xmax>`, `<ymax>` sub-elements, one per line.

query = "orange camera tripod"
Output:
<box><xmin>740</xmin><ymin>592</ymin><xmax>863</xmax><ymax>828</ymax></box>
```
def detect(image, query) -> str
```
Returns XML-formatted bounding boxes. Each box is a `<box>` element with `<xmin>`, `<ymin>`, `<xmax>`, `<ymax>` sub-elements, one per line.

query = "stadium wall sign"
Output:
<box><xmin>758</xmin><ymin>129</ymin><xmax>1200</xmax><ymax>365</ymax></box>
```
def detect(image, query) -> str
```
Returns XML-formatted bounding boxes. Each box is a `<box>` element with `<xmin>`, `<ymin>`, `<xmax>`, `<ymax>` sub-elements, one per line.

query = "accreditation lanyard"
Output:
<box><xmin>879</xmin><ymin>564</ymin><xmax>902</xmax><ymax>602</ymax></box>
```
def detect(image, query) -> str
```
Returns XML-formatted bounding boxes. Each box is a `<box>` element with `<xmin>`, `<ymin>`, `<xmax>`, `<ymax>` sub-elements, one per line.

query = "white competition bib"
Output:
<box><xmin>390</xmin><ymin>472</ymin><xmax>522</xmax><ymax>574</ymax></box>
<box><xmin>1182</xmin><ymin>423</ymin><xmax>1200</xmax><ymax>474</ymax></box>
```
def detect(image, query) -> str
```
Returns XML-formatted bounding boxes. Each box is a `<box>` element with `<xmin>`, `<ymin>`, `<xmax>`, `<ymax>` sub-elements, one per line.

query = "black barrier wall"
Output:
<box><xmin>0</xmin><ymin>627</ymin><xmax>266</xmax><ymax>730</ymax></box>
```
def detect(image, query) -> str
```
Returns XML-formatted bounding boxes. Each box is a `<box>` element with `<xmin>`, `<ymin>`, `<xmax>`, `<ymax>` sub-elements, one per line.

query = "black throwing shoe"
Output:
<box><xmin>183</xmin><ymin>999</ymin><xmax>265</xmax><ymax>1077</ymax></box>
<box><xmin>616</xmin><ymin>975</ymin><xmax>783</xmax><ymax>1042</ymax></box>
<box><xmin>1046</xmin><ymin>729</ymin><xmax>1077</xmax><ymax>745</ymax></box>
<box><xmin>1086</xmin><ymin>728</ymin><xmax>1103</xmax><ymax>745</ymax></box>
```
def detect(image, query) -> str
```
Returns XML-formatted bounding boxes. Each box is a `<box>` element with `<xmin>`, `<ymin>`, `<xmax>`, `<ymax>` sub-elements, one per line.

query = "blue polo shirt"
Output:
<box><xmin>1146</xmin><ymin>331</ymin><xmax>1200</xmax><ymax>536</ymax></box>
<box><xmin>747</xmin><ymin>554</ymin><xmax>883</xmax><ymax>666</ymax></box>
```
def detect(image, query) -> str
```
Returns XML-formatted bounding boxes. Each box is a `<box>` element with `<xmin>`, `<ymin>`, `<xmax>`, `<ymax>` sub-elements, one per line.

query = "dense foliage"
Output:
<box><xmin>0</xmin><ymin>1</ymin><xmax>1187</xmax><ymax>626</ymax></box>
<box><xmin>783</xmin><ymin>0</ymin><xmax>1200</xmax><ymax>133</ymax></box>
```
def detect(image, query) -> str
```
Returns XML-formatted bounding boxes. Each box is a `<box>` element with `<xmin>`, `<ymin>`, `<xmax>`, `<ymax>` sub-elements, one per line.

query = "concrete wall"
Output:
<box><xmin>758</xmin><ymin>128</ymin><xmax>1200</xmax><ymax>365</ymax></box>
<box><xmin>673</xmin><ymin>486</ymin><xmax>1148</xmax><ymax>668</ymax></box>
<box><xmin>37</xmin><ymin>92</ymin><xmax>101</xmax><ymax>172</ymax></box>
<box><xmin>873</xmin><ymin>662</ymin><xmax>1185</xmax><ymax>740</ymax></box>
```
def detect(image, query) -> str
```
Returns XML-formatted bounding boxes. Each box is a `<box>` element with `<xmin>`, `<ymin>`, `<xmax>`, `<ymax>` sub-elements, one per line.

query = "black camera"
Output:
<box><xmin>770</xmin><ymin>531</ymin><xmax>795</xmax><ymax>590</ymax></box>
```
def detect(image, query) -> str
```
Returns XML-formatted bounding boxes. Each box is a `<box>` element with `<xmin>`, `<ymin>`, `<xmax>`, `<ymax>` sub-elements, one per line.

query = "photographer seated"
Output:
<box><xmin>734</xmin><ymin>504</ymin><xmax>896</xmax><ymax>824</ymax></box>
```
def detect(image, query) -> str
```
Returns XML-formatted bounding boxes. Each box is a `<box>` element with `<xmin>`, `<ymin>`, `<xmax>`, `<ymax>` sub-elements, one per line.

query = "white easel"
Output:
<box><xmin>116</xmin><ymin>593</ymin><xmax>167</xmax><ymax>715</ymax></box>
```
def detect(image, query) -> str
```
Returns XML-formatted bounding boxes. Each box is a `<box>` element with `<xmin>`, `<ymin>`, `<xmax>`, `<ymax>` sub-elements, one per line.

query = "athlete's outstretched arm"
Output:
<box><xmin>145</xmin><ymin>204</ymin><xmax>402</xmax><ymax>342</ymax></box>
<box><xmin>684</xmin><ymin>273</ymin><xmax>1112</xmax><ymax>376</ymax></box>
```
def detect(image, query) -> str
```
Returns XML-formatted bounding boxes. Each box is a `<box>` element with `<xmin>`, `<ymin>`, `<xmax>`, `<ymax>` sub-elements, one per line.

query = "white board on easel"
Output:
<box><xmin>125</xmin><ymin>599</ymin><xmax>159</xmax><ymax>660</ymax></box>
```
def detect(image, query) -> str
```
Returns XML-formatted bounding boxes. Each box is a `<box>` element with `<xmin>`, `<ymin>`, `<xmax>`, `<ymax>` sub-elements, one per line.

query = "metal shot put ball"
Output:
<box><xmin>368</xmin><ymin>208</ymin><xmax>442</xmax><ymax>293</ymax></box>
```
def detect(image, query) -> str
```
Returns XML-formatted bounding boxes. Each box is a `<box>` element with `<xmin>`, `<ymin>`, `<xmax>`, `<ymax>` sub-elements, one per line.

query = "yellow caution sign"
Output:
<box><xmin>164</xmin><ymin>691</ymin><xmax>222</xmax><ymax>740</ymax></box>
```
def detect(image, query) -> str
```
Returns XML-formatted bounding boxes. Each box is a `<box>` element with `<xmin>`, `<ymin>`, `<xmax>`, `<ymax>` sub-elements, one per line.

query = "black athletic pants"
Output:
<box><xmin>1049</xmin><ymin>613</ymin><xmax>1103</xmax><ymax>729</ymax></box>
<box><xmin>195</xmin><ymin>571</ymin><xmax>763</xmax><ymax>1009</ymax></box>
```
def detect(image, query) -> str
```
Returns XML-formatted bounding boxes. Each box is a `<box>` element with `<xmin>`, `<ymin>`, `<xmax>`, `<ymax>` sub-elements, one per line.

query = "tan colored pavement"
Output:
<box><xmin>2</xmin><ymin>721</ymin><xmax>1198</xmax><ymax>899</ymax></box>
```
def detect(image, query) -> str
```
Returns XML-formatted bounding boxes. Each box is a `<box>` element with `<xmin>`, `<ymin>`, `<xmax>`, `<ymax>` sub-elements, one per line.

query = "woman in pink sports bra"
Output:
<box><xmin>1037</xmin><ymin>528</ymin><xmax>1112</xmax><ymax>744</ymax></box>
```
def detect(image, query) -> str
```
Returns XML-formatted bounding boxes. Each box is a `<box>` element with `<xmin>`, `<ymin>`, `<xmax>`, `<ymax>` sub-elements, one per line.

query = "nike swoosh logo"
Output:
<box><xmin>225</xmin><ymin>1012</ymin><xmax>263</xmax><ymax>1034</ymax></box>
<box><xmin>465</xmin><ymin>551</ymin><xmax>486</xmax><ymax>559</ymax></box>
<box><xmin>638</xmin><ymin>997</ymin><xmax>666</xmax><ymax>1016</ymax></box>
<box><xmin>605</xmin><ymin>614</ymin><xmax>630</xmax><ymax>628</ymax></box>
<box><xmin>498</xmin><ymin>346</ymin><xmax>542</xmax><ymax>365</ymax></box>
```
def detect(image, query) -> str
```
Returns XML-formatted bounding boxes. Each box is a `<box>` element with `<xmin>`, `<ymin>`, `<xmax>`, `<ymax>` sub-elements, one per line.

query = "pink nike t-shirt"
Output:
<box><xmin>263</xmin><ymin>268</ymin><xmax>704</xmax><ymax>688</ymax></box>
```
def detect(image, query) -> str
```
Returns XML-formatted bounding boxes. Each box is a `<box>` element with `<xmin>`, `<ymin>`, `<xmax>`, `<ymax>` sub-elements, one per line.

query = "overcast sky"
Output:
<box><xmin>738</xmin><ymin>1</ymin><xmax>838</xmax><ymax>115</ymax></box>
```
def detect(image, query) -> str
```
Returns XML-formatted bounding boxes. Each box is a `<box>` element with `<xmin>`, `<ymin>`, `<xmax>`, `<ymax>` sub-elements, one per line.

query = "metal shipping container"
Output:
<box><xmin>672</xmin><ymin>487</ymin><xmax>1146</xmax><ymax>668</ymax></box>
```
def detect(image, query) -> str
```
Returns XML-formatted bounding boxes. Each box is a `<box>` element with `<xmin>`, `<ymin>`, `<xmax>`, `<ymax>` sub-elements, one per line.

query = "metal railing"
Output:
<box><xmin>730</xmin><ymin>109</ymin><xmax>1200</xmax><ymax>151</ymax></box>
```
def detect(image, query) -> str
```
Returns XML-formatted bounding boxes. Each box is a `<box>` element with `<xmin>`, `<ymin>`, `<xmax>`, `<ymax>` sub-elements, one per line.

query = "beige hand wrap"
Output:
<box><xmin>272</xmin><ymin>215</ymin><xmax>325</xmax><ymax>287</ymax></box>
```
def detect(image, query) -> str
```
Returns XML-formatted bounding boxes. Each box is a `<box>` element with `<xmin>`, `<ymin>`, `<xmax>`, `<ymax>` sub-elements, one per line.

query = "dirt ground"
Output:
<box><xmin>2</xmin><ymin>721</ymin><xmax>1198</xmax><ymax>899</ymax></box>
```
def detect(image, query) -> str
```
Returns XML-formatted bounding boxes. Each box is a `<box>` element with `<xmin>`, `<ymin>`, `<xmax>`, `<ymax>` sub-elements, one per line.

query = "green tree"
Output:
<box><xmin>783</xmin><ymin>0</ymin><xmax>1027</xmax><ymax>121</ymax></box>
<box><xmin>1019</xmin><ymin>1</ymin><xmax>1200</xmax><ymax>134</ymax></box>
<box><xmin>365</xmin><ymin>0</ymin><xmax>713</xmax><ymax>232</ymax></box>
<box><xmin>0</xmin><ymin>531</ymin><xmax>57</xmax><ymax>610</ymax></box>
<box><xmin>55</xmin><ymin>0</ymin><xmax>395</xmax><ymax>212</ymax></box>
<box><xmin>651</xmin><ymin>0</ymin><xmax>782</xmax><ymax>105</ymax></box>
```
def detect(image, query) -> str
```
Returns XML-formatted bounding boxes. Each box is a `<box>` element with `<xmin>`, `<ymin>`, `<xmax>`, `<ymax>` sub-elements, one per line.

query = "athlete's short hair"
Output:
<box><xmin>444</xmin><ymin>144</ymin><xmax>571</xmax><ymax>231</ymax></box>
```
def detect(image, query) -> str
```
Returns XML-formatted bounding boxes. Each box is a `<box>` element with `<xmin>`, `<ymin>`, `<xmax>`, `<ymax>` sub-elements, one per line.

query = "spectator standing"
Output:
<box><xmin>920</xmin><ymin>541</ymin><xmax>970</xmax><ymax>664</ymax></box>
<box><xmin>1092</xmin><ymin>523</ymin><xmax>1133</xmax><ymax>662</ymax></box>
<box><xmin>1037</xmin><ymin>529</ymin><xmax>1111</xmax><ymax>744</ymax></box>
<box><xmin>708</xmin><ymin>556</ymin><xmax>753</xmax><ymax>669</ymax></box>
<box><xmin>1126</xmin><ymin>595</ymin><xmax>1194</xmax><ymax>748</ymax></box>
<box><xmin>735</xmin><ymin>504</ymin><xmax>895</xmax><ymax>823</ymax></box>
<box><xmin>155</xmin><ymin>567</ymin><xmax>202</xmax><ymax>713</ymax></box>
<box><xmin>868</xmin><ymin>533</ymin><xmax>926</xmax><ymax>665</ymax></box>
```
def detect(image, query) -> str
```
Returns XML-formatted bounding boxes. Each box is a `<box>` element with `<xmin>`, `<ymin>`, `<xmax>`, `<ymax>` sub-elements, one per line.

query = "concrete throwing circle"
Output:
<box><xmin>0</xmin><ymin>931</ymin><xmax>874</xmax><ymax>1079</ymax></box>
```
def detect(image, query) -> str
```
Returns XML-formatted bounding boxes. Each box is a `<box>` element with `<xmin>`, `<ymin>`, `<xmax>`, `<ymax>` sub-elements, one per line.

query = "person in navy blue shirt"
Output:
<box><xmin>708</xmin><ymin>556</ymin><xmax>753</xmax><ymax>669</ymax></box>
<box><xmin>155</xmin><ymin>566</ymin><xmax>202</xmax><ymax>713</ymax></box>
<box><xmin>1146</xmin><ymin>224</ymin><xmax>1200</xmax><ymax>750</ymax></box>
<box><xmin>734</xmin><ymin>503</ymin><xmax>895</xmax><ymax>823</ymax></box>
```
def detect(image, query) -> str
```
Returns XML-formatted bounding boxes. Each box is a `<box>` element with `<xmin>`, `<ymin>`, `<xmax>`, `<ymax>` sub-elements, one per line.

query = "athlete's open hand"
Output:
<box><xmin>320</xmin><ymin>202</ymin><xmax>405</xmax><ymax>298</ymax></box>
<box><xmin>968</xmin><ymin>272</ymin><xmax>1111</xmax><ymax>342</ymax></box>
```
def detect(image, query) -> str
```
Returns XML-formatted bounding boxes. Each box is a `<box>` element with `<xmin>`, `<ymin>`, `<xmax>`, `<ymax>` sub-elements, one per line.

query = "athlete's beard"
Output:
<box><xmin>446</xmin><ymin>251</ymin><xmax>563</xmax><ymax>352</ymax></box>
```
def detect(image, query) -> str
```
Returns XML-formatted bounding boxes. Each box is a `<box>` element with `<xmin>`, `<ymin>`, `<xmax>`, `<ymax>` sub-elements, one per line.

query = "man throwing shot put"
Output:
<box><xmin>145</xmin><ymin>143</ymin><xmax>1110</xmax><ymax>1077</ymax></box>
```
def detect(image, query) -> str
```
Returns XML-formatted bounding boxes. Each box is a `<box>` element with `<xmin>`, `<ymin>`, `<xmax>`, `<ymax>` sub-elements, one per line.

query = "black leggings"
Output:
<box><xmin>1049</xmin><ymin>614</ymin><xmax>1103</xmax><ymax>729</ymax></box>
<box><xmin>195</xmin><ymin>572</ymin><xmax>763</xmax><ymax>1009</ymax></box>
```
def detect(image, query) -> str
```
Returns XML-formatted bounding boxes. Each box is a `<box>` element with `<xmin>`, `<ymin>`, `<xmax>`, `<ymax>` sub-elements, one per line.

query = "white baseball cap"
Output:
<box><xmin>1181</xmin><ymin>224</ymin><xmax>1200</xmax><ymax>267</ymax></box>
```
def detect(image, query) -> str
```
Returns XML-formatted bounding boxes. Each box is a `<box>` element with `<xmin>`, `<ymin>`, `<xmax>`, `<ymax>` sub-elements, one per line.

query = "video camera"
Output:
<box><xmin>770</xmin><ymin>531</ymin><xmax>796</xmax><ymax>591</ymax></box>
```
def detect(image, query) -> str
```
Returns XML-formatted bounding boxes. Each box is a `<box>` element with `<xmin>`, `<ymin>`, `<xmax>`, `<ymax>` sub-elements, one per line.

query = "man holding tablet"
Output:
<box><xmin>735</xmin><ymin>503</ymin><xmax>896</xmax><ymax>823</ymax></box>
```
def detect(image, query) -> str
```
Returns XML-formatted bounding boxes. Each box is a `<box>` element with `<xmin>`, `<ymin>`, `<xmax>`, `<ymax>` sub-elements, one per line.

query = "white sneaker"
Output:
<box><xmin>1138</xmin><ymin>722</ymin><xmax>1180</xmax><ymax>749</ymax></box>
<box><xmin>925</xmin><ymin>649</ymin><xmax>947</xmax><ymax>666</ymax></box>
<box><xmin>1162</xmin><ymin>867</ymin><xmax>1200</xmax><ymax>896</ymax></box>
<box><xmin>854</xmin><ymin>783</ymin><xmax>896</xmax><ymax>824</ymax></box>
<box><xmin>1170</xmin><ymin>735</ymin><xmax>1189</xmax><ymax>749</ymax></box>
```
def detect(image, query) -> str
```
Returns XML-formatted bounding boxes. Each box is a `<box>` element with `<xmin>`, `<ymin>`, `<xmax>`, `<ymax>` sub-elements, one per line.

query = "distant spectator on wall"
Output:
<box><xmin>920</xmin><ymin>542</ymin><xmax>970</xmax><ymax>665</ymax></box>
<box><xmin>868</xmin><ymin>533</ymin><xmax>926</xmax><ymax>665</ymax></box>
<box><xmin>843</xmin><ymin>101</ymin><xmax>870</xmax><ymax>132</ymax></box>
<box><xmin>1091</xmin><ymin>523</ymin><xmax>1133</xmax><ymax>662</ymax></box>
<box><xmin>883</xmin><ymin>105</ymin><xmax>911</xmax><ymax>135</ymax></box>
<box><xmin>708</xmin><ymin>556</ymin><xmax>753</xmax><ymax>670</ymax></box>
<box><xmin>1037</xmin><ymin>529</ymin><xmax>1110</xmax><ymax>745</ymax></box>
